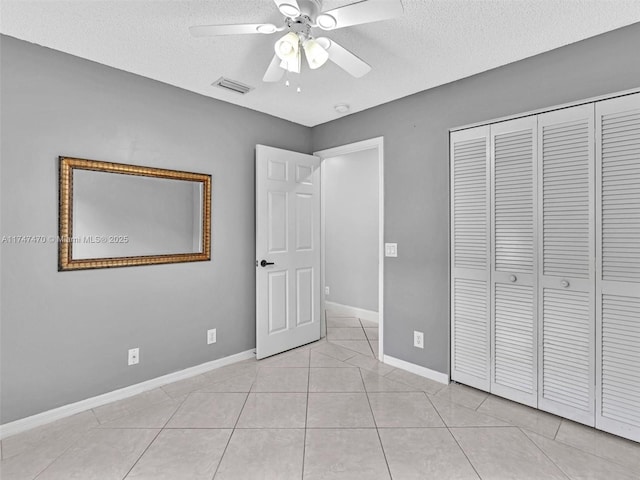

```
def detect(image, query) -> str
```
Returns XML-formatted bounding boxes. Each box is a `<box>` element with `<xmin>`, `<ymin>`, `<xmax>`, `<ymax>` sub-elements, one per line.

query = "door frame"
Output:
<box><xmin>314</xmin><ymin>137</ymin><xmax>384</xmax><ymax>359</ymax></box>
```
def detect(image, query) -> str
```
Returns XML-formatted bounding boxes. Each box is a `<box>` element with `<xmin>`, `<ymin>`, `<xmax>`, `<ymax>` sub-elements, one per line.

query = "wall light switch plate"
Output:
<box><xmin>207</xmin><ymin>328</ymin><xmax>217</xmax><ymax>345</ymax></box>
<box><xmin>325</xmin><ymin>286</ymin><xmax>330</xmax><ymax>295</ymax></box>
<box><xmin>413</xmin><ymin>331</ymin><xmax>424</xmax><ymax>349</ymax></box>
<box><xmin>385</xmin><ymin>243</ymin><xmax>398</xmax><ymax>257</ymax></box>
<box><xmin>128</xmin><ymin>348</ymin><xmax>139</xmax><ymax>366</ymax></box>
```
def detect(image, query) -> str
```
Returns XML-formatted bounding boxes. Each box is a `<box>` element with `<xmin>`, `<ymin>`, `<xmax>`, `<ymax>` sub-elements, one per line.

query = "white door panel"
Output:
<box><xmin>537</xmin><ymin>105</ymin><xmax>595</xmax><ymax>426</ymax></box>
<box><xmin>450</xmin><ymin>126</ymin><xmax>491</xmax><ymax>390</ymax></box>
<box><xmin>595</xmin><ymin>92</ymin><xmax>640</xmax><ymax>442</ymax></box>
<box><xmin>490</xmin><ymin>116</ymin><xmax>538</xmax><ymax>407</ymax></box>
<box><xmin>256</xmin><ymin>145</ymin><xmax>321</xmax><ymax>359</ymax></box>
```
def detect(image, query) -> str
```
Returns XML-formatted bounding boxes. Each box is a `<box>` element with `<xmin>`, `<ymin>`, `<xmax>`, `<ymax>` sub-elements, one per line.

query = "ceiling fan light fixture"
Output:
<box><xmin>303</xmin><ymin>38</ymin><xmax>329</xmax><ymax>69</ymax></box>
<box><xmin>316</xmin><ymin>13</ymin><xmax>337</xmax><ymax>30</ymax></box>
<box><xmin>256</xmin><ymin>24</ymin><xmax>277</xmax><ymax>34</ymax></box>
<box><xmin>279</xmin><ymin>41</ymin><xmax>293</xmax><ymax>56</ymax></box>
<box><xmin>275</xmin><ymin>32</ymin><xmax>299</xmax><ymax>60</ymax></box>
<box><xmin>275</xmin><ymin>32</ymin><xmax>301</xmax><ymax>73</ymax></box>
<box><xmin>278</xmin><ymin>3</ymin><xmax>301</xmax><ymax>18</ymax></box>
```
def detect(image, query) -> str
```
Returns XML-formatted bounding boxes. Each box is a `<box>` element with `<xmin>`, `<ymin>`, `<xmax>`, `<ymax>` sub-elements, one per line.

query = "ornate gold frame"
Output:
<box><xmin>58</xmin><ymin>156</ymin><xmax>211</xmax><ymax>271</ymax></box>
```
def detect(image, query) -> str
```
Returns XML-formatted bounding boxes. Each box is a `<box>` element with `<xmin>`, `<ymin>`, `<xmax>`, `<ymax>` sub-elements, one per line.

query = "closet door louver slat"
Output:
<box><xmin>451</xmin><ymin>126</ymin><xmax>491</xmax><ymax>390</ymax></box>
<box><xmin>596</xmin><ymin>93</ymin><xmax>640</xmax><ymax>442</ymax></box>
<box><xmin>490</xmin><ymin>117</ymin><xmax>537</xmax><ymax>406</ymax></box>
<box><xmin>538</xmin><ymin>105</ymin><xmax>595</xmax><ymax>426</ymax></box>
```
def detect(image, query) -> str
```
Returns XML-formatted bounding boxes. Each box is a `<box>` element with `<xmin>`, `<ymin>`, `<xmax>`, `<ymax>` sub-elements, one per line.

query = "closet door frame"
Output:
<box><xmin>489</xmin><ymin>116</ymin><xmax>538</xmax><ymax>407</ymax></box>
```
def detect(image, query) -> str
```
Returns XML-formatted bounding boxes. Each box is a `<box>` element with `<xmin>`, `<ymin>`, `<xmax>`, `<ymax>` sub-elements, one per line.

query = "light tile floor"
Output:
<box><xmin>326</xmin><ymin>315</ymin><xmax>378</xmax><ymax>359</ymax></box>
<box><xmin>2</xmin><ymin>315</ymin><xmax>639</xmax><ymax>479</ymax></box>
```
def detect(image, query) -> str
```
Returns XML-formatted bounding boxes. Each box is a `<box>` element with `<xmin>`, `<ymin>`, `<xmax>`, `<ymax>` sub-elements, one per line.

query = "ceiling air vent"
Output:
<box><xmin>212</xmin><ymin>77</ymin><xmax>254</xmax><ymax>95</ymax></box>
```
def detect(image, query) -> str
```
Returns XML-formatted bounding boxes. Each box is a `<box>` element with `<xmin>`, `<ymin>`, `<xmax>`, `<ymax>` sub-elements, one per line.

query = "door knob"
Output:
<box><xmin>561</xmin><ymin>280</ymin><xmax>570</xmax><ymax>288</ymax></box>
<box><xmin>509</xmin><ymin>275</ymin><xmax>517</xmax><ymax>283</ymax></box>
<box><xmin>260</xmin><ymin>259</ymin><xmax>275</xmax><ymax>267</ymax></box>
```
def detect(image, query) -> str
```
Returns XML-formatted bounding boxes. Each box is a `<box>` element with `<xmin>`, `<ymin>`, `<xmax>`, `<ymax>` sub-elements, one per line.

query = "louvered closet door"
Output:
<box><xmin>537</xmin><ymin>105</ymin><xmax>595</xmax><ymax>426</ymax></box>
<box><xmin>451</xmin><ymin>126</ymin><xmax>491</xmax><ymax>391</ymax></box>
<box><xmin>490</xmin><ymin>117</ymin><xmax>538</xmax><ymax>407</ymax></box>
<box><xmin>595</xmin><ymin>93</ymin><xmax>640</xmax><ymax>442</ymax></box>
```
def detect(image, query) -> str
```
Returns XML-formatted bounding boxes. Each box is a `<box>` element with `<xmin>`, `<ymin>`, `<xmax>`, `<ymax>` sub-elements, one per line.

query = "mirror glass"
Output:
<box><xmin>72</xmin><ymin>170</ymin><xmax>203</xmax><ymax>259</ymax></box>
<box><xmin>59</xmin><ymin>157</ymin><xmax>211</xmax><ymax>271</ymax></box>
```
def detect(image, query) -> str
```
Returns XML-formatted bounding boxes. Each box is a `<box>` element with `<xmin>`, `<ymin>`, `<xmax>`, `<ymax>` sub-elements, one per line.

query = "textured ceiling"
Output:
<box><xmin>2</xmin><ymin>0</ymin><xmax>640</xmax><ymax>126</ymax></box>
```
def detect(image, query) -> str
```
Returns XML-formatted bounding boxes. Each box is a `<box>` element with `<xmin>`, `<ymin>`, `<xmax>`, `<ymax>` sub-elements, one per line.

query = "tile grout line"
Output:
<box><xmin>423</xmin><ymin>391</ymin><xmax>484</xmax><ymax>480</ymax></box>
<box><xmin>518</xmin><ymin>427</ymin><xmax>572</xmax><ymax>480</ymax></box>
<box><xmin>119</xmin><ymin>429</ymin><xmax>164</xmax><ymax>480</ymax></box>
<box><xmin>474</xmin><ymin>395</ymin><xmax>489</xmax><ymax>412</ymax></box>
<box><xmin>88</xmin><ymin>407</ymin><xmax>101</xmax><ymax>425</ymax></box>
<box><xmin>301</xmin><ymin>350</ymin><xmax>311</xmax><ymax>480</ymax></box>
<box><xmin>358</xmin><ymin>317</ymin><xmax>380</xmax><ymax>360</ymax></box>
<box><xmin>10</xmin><ymin>412</ymin><xmax>102</xmax><ymax>478</ymax></box>
<box><xmin>13</xmin><ymin>385</ymin><xmax>199</xmax><ymax>480</ymax></box>
<box><xmin>360</xmin><ymin>319</ymin><xmax>378</xmax><ymax>358</ymax></box>
<box><xmin>427</xmin><ymin>388</ymin><xmax>515</xmax><ymax>428</ymax></box>
<box><xmin>358</xmin><ymin>367</ymin><xmax>394</xmax><ymax>480</ymax></box>
<box><xmin>30</xmin><ymin>434</ymin><xmax>90</xmax><ymax>480</ymax></box>
<box><xmin>120</xmin><ymin>390</ymin><xmax>203</xmax><ymax>479</ymax></box>
<box><xmin>328</xmin><ymin>319</ymin><xmax>375</xmax><ymax>359</ymax></box>
<box><xmin>209</xmin><ymin>389</ymin><xmax>252</xmax><ymax>480</ymax></box>
<box><xmin>550</xmin><ymin>425</ymin><xmax>640</xmax><ymax>472</ymax></box>
<box><xmin>553</xmin><ymin>419</ymin><xmax>562</xmax><ymax>440</ymax></box>
<box><xmin>323</xmin><ymin>342</ymin><xmax>360</xmax><ymax>361</ymax></box>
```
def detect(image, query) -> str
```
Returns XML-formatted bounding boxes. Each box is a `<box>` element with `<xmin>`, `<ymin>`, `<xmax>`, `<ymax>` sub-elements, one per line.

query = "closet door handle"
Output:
<box><xmin>561</xmin><ymin>280</ymin><xmax>570</xmax><ymax>288</ymax></box>
<box><xmin>509</xmin><ymin>275</ymin><xmax>517</xmax><ymax>283</ymax></box>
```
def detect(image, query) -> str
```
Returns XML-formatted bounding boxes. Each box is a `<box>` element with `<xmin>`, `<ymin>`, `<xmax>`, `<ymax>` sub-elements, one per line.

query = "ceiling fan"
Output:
<box><xmin>190</xmin><ymin>0</ymin><xmax>404</xmax><ymax>83</ymax></box>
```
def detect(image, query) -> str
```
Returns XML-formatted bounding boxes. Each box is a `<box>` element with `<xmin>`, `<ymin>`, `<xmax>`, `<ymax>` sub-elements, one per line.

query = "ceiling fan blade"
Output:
<box><xmin>317</xmin><ymin>0</ymin><xmax>403</xmax><ymax>30</ymax></box>
<box><xmin>190</xmin><ymin>23</ymin><xmax>276</xmax><ymax>37</ymax></box>
<box><xmin>273</xmin><ymin>0</ymin><xmax>301</xmax><ymax>18</ymax></box>
<box><xmin>316</xmin><ymin>38</ymin><xmax>371</xmax><ymax>78</ymax></box>
<box><xmin>263</xmin><ymin>55</ymin><xmax>285</xmax><ymax>82</ymax></box>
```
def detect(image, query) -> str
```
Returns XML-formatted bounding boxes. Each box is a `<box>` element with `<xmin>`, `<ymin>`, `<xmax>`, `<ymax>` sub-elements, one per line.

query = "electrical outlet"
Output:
<box><xmin>413</xmin><ymin>331</ymin><xmax>424</xmax><ymax>349</ymax></box>
<box><xmin>385</xmin><ymin>243</ymin><xmax>398</xmax><ymax>257</ymax></box>
<box><xmin>325</xmin><ymin>286</ymin><xmax>330</xmax><ymax>295</ymax></box>
<box><xmin>207</xmin><ymin>328</ymin><xmax>217</xmax><ymax>345</ymax></box>
<box><xmin>128</xmin><ymin>347</ymin><xmax>139</xmax><ymax>365</ymax></box>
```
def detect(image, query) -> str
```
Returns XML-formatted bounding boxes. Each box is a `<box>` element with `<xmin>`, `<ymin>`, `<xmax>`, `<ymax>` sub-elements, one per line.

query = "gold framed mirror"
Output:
<box><xmin>59</xmin><ymin>156</ymin><xmax>211</xmax><ymax>271</ymax></box>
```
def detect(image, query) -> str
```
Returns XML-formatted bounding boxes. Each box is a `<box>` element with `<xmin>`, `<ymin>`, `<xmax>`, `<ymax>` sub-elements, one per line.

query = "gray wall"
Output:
<box><xmin>3</xmin><ymin>21</ymin><xmax>640</xmax><ymax>424</ymax></box>
<box><xmin>0</xmin><ymin>35</ymin><xmax>311</xmax><ymax>423</ymax></box>
<box><xmin>312</xmin><ymin>22</ymin><xmax>640</xmax><ymax>374</ymax></box>
<box><xmin>324</xmin><ymin>148</ymin><xmax>378</xmax><ymax>312</ymax></box>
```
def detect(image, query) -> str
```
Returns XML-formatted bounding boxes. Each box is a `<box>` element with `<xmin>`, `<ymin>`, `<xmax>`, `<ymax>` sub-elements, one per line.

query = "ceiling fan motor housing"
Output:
<box><xmin>286</xmin><ymin>17</ymin><xmax>312</xmax><ymax>39</ymax></box>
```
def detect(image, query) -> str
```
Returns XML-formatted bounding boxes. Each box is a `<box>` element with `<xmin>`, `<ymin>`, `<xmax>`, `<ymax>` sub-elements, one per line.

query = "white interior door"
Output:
<box><xmin>256</xmin><ymin>145</ymin><xmax>321</xmax><ymax>359</ymax></box>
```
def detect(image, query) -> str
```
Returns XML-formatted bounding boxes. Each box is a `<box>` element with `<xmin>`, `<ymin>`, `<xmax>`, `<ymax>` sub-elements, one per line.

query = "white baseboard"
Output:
<box><xmin>325</xmin><ymin>301</ymin><xmax>379</xmax><ymax>324</ymax></box>
<box><xmin>0</xmin><ymin>349</ymin><xmax>255</xmax><ymax>440</ymax></box>
<box><xmin>383</xmin><ymin>355</ymin><xmax>449</xmax><ymax>385</ymax></box>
